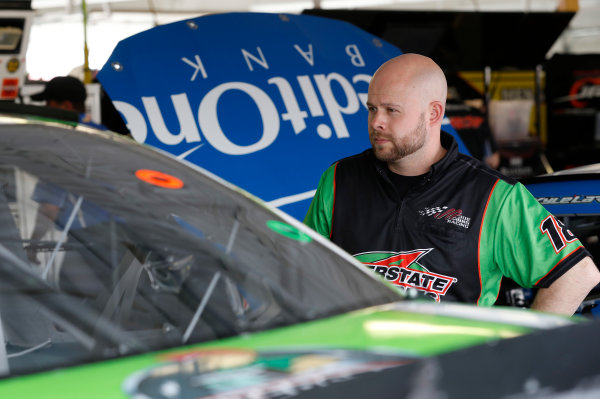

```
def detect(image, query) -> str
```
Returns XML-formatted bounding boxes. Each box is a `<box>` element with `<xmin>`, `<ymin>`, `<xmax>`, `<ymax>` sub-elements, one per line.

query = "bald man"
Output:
<box><xmin>304</xmin><ymin>53</ymin><xmax>599</xmax><ymax>315</ymax></box>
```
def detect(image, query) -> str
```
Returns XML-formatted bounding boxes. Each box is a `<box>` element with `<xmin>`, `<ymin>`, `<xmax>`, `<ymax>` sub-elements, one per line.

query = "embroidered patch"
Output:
<box><xmin>418</xmin><ymin>206</ymin><xmax>471</xmax><ymax>229</ymax></box>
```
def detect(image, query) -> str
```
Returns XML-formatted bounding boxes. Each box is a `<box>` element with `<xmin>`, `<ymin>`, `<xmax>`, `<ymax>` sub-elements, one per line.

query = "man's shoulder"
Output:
<box><xmin>335</xmin><ymin>148</ymin><xmax>373</xmax><ymax>166</ymax></box>
<box><xmin>331</xmin><ymin>148</ymin><xmax>388</xmax><ymax>186</ymax></box>
<box><xmin>454</xmin><ymin>152</ymin><xmax>518</xmax><ymax>186</ymax></box>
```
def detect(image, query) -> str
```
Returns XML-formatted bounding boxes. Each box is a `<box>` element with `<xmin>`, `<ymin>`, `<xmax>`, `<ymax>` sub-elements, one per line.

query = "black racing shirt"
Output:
<box><xmin>305</xmin><ymin>133</ymin><xmax>590</xmax><ymax>305</ymax></box>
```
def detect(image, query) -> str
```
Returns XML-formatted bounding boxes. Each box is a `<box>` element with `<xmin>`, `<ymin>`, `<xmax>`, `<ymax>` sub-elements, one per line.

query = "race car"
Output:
<box><xmin>0</xmin><ymin>113</ymin><xmax>581</xmax><ymax>398</ymax></box>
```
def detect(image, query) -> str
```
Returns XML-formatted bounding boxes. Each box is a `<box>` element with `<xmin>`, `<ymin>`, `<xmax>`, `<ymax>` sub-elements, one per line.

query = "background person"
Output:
<box><xmin>304</xmin><ymin>53</ymin><xmax>599</xmax><ymax>316</ymax></box>
<box><xmin>30</xmin><ymin>75</ymin><xmax>107</xmax><ymax>130</ymax></box>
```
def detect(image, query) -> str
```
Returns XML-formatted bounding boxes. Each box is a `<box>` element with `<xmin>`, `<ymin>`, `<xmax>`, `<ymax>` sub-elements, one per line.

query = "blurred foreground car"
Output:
<box><xmin>0</xmin><ymin>116</ymin><xmax>580</xmax><ymax>398</ymax></box>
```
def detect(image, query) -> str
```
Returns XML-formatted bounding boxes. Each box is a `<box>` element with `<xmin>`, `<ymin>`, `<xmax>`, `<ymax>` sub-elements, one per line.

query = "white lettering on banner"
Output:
<box><xmin>297</xmin><ymin>75</ymin><xmax>332</xmax><ymax>139</ymax></box>
<box><xmin>181</xmin><ymin>55</ymin><xmax>208</xmax><ymax>81</ymax></box>
<box><xmin>242</xmin><ymin>47</ymin><xmax>269</xmax><ymax>71</ymax></box>
<box><xmin>181</xmin><ymin>44</ymin><xmax>363</xmax><ymax>77</ymax></box>
<box><xmin>198</xmin><ymin>82</ymin><xmax>280</xmax><ymax>155</ymax></box>
<box><xmin>313</xmin><ymin>73</ymin><xmax>360</xmax><ymax>138</ymax></box>
<box><xmin>268</xmin><ymin>77</ymin><xmax>308</xmax><ymax>134</ymax></box>
<box><xmin>353</xmin><ymin>74</ymin><xmax>371</xmax><ymax>109</ymax></box>
<box><xmin>297</xmin><ymin>75</ymin><xmax>324</xmax><ymax>117</ymax></box>
<box><xmin>143</xmin><ymin>94</ymin><xmax>201</xmax><ymax>145</ymax></box>
<box><xmin>113</xmin><ymin>101</ymin><xmax>148</xmax><ymax>142</ymax></box>
<box><xmin>116</xmin><ymin>73</ymin><xmax>370</xmax><ymax>154</ymax></box>
<box><xmin>345</xmin><ymin>45</ymin><xmax>365</xmax><ymax>67</ymax></box>
<box><xmin>293</xmin><ymin>44</ymin><xmax>315</xmax><ymax>66</ymax></box>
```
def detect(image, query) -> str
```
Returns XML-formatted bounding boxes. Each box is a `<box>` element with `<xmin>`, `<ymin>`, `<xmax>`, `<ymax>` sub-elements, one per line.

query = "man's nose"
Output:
<box><xmin>370</xmin><ymin>111</ymin><xmax>385</xmax><ymax>130</ymax></box>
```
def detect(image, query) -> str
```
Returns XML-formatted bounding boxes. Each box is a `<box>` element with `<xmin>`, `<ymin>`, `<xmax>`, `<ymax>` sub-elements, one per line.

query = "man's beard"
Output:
<box><xmin>371</xmin><ymin>113</ymin><xmax>427</xmax><ymax>163</ymax></box>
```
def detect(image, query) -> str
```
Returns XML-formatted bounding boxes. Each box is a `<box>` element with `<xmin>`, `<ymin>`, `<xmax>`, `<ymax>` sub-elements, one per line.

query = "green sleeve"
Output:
<box><xmin>303</xmin><ymin>163</ymin><xmax>337</xmax><ymax>239</ymax></box>
<box><xmin>480</xmin><ymin>180</ymin><xmax>585</xmax><ymax>293</ymax></box>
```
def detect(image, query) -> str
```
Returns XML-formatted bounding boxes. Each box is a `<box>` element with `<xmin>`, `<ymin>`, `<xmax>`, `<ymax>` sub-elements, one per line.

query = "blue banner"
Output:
<box><xmin>98</xmin><ymin>12</ymin><xmax>469</xmax><ymax>221</ymax></box>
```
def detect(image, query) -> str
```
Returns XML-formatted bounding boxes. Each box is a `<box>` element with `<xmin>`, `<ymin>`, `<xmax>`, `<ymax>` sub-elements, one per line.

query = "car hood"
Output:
<box><xmin>0</xmin><ymin>301</ymin><xmax>576</xmax><ymax>399</ymax></box>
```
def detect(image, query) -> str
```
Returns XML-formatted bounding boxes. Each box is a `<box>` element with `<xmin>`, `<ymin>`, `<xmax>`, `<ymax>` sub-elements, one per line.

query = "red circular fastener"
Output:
<box><xmin>135</xmin><ymin>169</ymin><xmax>184</xmax><ymax>189</ymax></box>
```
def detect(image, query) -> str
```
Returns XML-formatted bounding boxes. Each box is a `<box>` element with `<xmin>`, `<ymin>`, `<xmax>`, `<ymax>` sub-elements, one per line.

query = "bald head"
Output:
<box><xmin>366</xmin><ymin>53</ymin><xmax>449</xmax><ymax>174</ymax></box>
<box><xmin>370</xmin><ymin>53</ymin><xmax>447</xmax><ymax>110</ymax></box>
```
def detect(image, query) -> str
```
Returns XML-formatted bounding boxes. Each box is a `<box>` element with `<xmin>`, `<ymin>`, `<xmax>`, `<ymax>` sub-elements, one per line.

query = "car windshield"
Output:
<box><xmin>0</xmin><ymin>121</ymin><xmax>401</xmax><ymax>376</ymax></box>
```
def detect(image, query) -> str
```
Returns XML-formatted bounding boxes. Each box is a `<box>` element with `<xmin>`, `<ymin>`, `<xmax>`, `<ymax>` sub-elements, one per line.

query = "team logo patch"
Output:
<box><xmin>418</xmin><ymin>206</ymin><xmax>471</xmax><ymax>229</ymax></box>
<box><xmin>355</xmin><ymin>249</ymin><xmax>457</xmax><ymax>302</ymax></box>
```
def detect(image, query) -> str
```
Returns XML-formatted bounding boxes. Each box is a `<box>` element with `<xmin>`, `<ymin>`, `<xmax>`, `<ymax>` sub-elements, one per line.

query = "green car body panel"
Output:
<box><xmin>0</xmin><ymin>303</ymin><xmax>566</xmax><ymax>398</ymax></box>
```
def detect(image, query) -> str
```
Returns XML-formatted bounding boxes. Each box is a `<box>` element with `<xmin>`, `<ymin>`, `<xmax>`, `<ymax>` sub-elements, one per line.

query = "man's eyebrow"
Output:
<box><xmin>366</xmin><ymin>101</ymin><xmax>402</xmax><ymax>108</ymax></box>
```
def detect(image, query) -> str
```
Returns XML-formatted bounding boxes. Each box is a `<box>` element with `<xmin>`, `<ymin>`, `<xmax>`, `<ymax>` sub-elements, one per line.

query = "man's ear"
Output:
<box><xmin>429</xmin><ymin>101</ymin><xmax>444</xmax><ymax>125</ymax></box>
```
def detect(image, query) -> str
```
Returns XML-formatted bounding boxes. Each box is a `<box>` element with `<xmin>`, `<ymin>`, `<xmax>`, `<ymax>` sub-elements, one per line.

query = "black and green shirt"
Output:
<box><xmin>304</xmin><ymin>133</ymin><xmax>590</xmax><ymax>305</ymax></box>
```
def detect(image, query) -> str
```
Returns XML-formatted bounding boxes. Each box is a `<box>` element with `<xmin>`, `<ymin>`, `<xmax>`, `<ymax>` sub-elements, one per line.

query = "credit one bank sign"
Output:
<box><xmin>98</xmin><ymin>12</ymin><xmax>467</xmax><ymax>221</ymax></box>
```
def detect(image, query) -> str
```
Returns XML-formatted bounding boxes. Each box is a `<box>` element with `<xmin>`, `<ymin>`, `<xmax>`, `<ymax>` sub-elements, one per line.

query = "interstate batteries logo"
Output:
<box><xmin>355</xmin><ymin>250</ymin><xmax>456</xmax><ymax>302</ymax></box>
